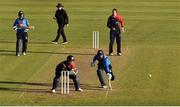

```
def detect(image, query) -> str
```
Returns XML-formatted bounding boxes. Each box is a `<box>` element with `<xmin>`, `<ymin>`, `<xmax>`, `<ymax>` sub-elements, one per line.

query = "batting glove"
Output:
<box><xmin>107</xmin><ymin>73</ymin><xmax>112</xmax><ymax>80</ymax></box>
<box><xmin>13</xmin><ymin>26</ymin><xmax>17</xmax><ymax>30</ymax></box>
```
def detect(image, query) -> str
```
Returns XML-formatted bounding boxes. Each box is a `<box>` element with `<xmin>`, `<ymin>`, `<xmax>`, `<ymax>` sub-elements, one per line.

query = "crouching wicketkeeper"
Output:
<box><xmin>91</xmin><ymin>50</ymin><xmax>115</xmax><ymax>89</ymax></box>
<box><xmin>51</xmin><ymin>55</ymin><xmax>83</xmax><ymax>93</ymax></box>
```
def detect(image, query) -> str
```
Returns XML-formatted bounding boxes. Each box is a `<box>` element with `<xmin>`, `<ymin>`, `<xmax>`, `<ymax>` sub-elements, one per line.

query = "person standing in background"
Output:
<box><xmin>107</xmin><ymin>8</ymin><xmax>125</xmax><ymax>56</ymax></box>
<box><xmin>52</xmin><ymin>3</ymin><xmax>69</xmax><ymax>45</ymax></box>
<box><xmin>13</xmin><ymin>10</ymin><xmax>33</xmax><ymax>56</ymax></box>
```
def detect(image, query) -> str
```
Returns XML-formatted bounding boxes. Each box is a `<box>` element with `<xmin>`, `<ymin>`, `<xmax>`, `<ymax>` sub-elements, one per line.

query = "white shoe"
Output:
<box><xmin>22</xmin><ymin>52</ymin><xmax>26</xmax><ymax>55</ymax></box>
<box><xmin>77</xmin><ymin>88</ymin><xmax>83</xmax><ymax>92</ymax></box>
<box><xmin>62</xmin><ymin>41</ymin><xmax>68</xmax><ymax>45</ymax></box>
<box><xmin>16</xmin><ymin>54</ymin><xmax>20</xmax><ymax>57</ymax></box>
<box><xmin>52</xmin><ymin>41</ymin><xmax>58</xmax><ymax>44</ymax></box>
<box><xmin>51</xmin><ymin>89</ymin><xmax>56</xmax><ymax>93</ymax></box>
<box><xmin>109</xmin><ymin>53</ymin><xmax>114</xmax><ymax>56</ymax></box>
<box><xmin>117</xmin><ymin>53</ymin><xmax>122</xmax><ymax>56</ymax></box>
<box><xmin>102</xmin><ymin>85</ymin><xmax>107</xmax><ymax>89</ymax></box>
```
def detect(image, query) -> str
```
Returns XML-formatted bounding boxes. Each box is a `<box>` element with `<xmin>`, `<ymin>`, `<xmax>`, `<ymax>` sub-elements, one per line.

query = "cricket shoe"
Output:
<box><xmin>102</xmin><ymin>85</ymin><xmax>107</xmax><ymax>89</ymax></box>
<box><xmin>52</xmin><ymin>41</ymin><xmax>58</xmax><ymax>44</ymax></box>
<box><xmin>16</xmin><ymin>53</ymin><xmax>20</xmax><ymax>57</ymax></box>
<box><xmin>51</xmin><ymin>89</ymin><xmax>56</xmax><ymax>93</ymax></box>
<box><xmin>109</xmin><ymin>53</ymin><xmax>114</xmax><ymax>56</ymax></box>
<box><xmin>22</xmin><ymin>52</ymin><xmax>26</xmax><ymax>55</ymax></box>
<box><xmin>62</xmin><ymin>41</ymin><xmax>68</xmax><ymax>45</ymax></box>
<box><xmin>117</xmin><ymin>53</ymin><xmax>122</xmax><ymax>56</ymax></box>
<box><xmin>76</xmin><ymin>88</ymin><xmax>83</xmax><ymax>92</ymax></box>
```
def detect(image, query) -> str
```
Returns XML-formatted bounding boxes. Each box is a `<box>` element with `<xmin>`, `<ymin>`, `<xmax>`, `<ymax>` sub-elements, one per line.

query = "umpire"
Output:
<box><xmin>52</xmin><ymin>3</ymin><xmax>69</xmax><ymax>44</ymax></box>
<box><xmin>51</xmin><ymin>55</ymin><xmax>83</xmax><ymax>93</ymax></box>
<box><xmin>107</xmin><ymin>8</ymin><xmax>125</xmax><ymax>56</ymax></box>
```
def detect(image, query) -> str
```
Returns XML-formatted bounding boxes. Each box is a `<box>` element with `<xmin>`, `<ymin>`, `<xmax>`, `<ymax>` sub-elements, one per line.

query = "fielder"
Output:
<box><xmin>51</xmin><ymin>55</ymin><xmax>83</xmax><ymax>93</ymax></box>
<box><xmin>91</xmin><ymin>50</ymin><xmax>115</xmax><ymax>89</ymax></box>
<box><xmin>107</xmin><ymin>8</ymin><xmax>125</xmax><ymax>56</ymax></box>
<box><xmin>13</xmin><ymin>10</ymin><xmax>34</xmax><ymax>56</ymax></box>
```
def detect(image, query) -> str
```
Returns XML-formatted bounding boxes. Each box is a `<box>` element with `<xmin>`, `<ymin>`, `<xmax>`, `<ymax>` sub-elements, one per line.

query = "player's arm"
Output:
<box><xmin>53</xmin><ymin>10</ymin><xmax>58</xmax><ymax>20</ymax></box>
<box><xmin>91</xmin><ymin>55</ymin><xmax>98</xmax><ymax>67</ymax></box>
<box><xmin>107</xmin><ymin>17</ymin><xmax>112</xmax><ymax>29</ymax></box>
<box><xmin>63</xmin><ymin>10</ymin><xmax>69</xmax><ymax>25</ymax></box>
<box><xmin>13</xmin><ymin>19</ymin><xmax>18</xmax><ymax>30</ymax></box>
<box><xmin>117</xmin><ymin>15</ymin><xmax>125</xmax><ymax>32</ymax></box>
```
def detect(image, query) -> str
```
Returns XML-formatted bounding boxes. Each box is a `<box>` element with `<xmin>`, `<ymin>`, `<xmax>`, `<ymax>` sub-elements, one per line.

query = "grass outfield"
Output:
<box><xmin>0</xmin><ymin>0</ymin><xmax>180</xmax><ymax>105</ymax></box>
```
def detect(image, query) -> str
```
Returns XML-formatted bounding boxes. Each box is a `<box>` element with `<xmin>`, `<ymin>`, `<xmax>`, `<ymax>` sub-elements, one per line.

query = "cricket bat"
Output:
<box><xmin>108</xmin><ymin>79</ymin><xmax>112</xmax><ymax>90</ymax></box>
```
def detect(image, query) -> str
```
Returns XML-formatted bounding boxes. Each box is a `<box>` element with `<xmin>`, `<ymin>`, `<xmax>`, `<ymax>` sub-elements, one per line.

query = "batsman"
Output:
<box><xmin>91</xmin><ymin>50</ymin><xmax>115</xmax><ymax>89</ymax></box>
<box><xmin>51</xmin><ymin>55</ymin><xmax>83</xmax><ymax>93</ymax></box>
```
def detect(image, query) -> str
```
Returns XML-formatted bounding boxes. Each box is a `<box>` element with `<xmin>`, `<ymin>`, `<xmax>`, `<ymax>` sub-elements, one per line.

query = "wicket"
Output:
<box><xmin>93</xmin><ymin>31</ymin><xmax>99</xmax><ymax>49</ymax></box>
<box><xmin>61</xmin><ymin>71</ymin><xmax>69</xmax><ymax>94</ymax></box>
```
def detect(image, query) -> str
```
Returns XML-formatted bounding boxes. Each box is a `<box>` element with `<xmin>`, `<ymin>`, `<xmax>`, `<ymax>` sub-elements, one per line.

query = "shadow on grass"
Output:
<box><xmin>0</xmin><ymin>49</ymin><xmax>94</xmax><ymax>56</ymax></box>
<box><xmin>0</xmin><ymin>40</ymin><xmax>52</xmax><ymax>45</ymax></box>
<box><xmin>0</xmin><ymin>87</ymin><xmax>50</xmax><ymax>93</ymax></box>
<box><xmin>0</xmin><ymin>81</ymin><xmax>51</xmax><ymax>86</ymax></box>
<box><xmin>0</xmin><ymin>81</ymin><xmax>51</xmax><ymax>93</ymax></box>
<box><xmin>0</xmin><ymin>81</ymin><xmax>101</xmax><ymax>93</ymax></box>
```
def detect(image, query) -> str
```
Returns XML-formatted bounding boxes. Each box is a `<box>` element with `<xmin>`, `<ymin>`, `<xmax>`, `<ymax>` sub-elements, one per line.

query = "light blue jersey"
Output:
<box><xmin>13</xmin><ymin>18</ymin><xmax>29</xmax><ymax>32</ymax></box>
<box><xmin>93</xmin><ymin>53</ymin><xmax>112</xmax><ymax>74</ymax></box>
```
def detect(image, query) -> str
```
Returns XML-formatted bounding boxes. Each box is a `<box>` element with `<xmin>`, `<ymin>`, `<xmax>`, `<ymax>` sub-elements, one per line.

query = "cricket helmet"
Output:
<box><xmin>67</xmin><ymin>55</ymin><xmax>75</xmax><ymax>62</ymax></box>
<box><xmin>97</xmin><ymin>50</ymin><xmax>104</xmax><ymax>59</ymax></box>
<box><xmin>18</xmin><ymin>11</ymin><xmax>24</xmax><ymax>17</ymax></box>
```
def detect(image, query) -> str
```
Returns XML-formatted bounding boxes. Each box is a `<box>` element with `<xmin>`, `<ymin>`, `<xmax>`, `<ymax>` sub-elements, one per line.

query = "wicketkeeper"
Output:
<box><xmin>13</xmin><ymin>10</ymin><xmax>32</xmax><ymax>56</ymax></box>
<box><xmin>91</xmin><ymin>50</ymin><xmax>115</xmax><ymax>88</ymax></box>
<box><xmin>51</xmin><ymin>55</ymin><xmax>83</xmax><ymax>93</ymax></box>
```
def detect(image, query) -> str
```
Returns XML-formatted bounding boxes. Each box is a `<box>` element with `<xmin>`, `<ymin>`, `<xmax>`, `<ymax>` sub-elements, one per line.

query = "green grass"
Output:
<box><xmin>0</xmin><ymin>0</ymin><xmax>180</xmax><ymax>105</ymax></box>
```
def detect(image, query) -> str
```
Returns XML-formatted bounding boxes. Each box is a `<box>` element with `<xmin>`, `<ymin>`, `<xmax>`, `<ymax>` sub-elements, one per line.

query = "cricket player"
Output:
<box><xmin>52</xmin><ymin>3</ymin><xmax>68</xmax><ymax>44</ymax></box>
<box><xmin>51</xmin><ymin>55</ymin><xmax>83</xmax><ymax>93</ymax></box>
<box><xmin>107</xmin><ymin>8</ymin><xmax>125</xmax><ymax>56</ymax></box>
<box><xmin>91</xmin><ymin>50</ymin><xmax>115</xmax><ymax>88</ymax></box>
<box><xmin>13</xmin><ymin>11</ymin><xmax>31</xmax><ymax>56</ymax></box>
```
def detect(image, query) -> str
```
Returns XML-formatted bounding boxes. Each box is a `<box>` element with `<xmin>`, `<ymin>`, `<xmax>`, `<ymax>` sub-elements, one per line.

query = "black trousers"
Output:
<box><xmin>54</xmin><ymin>24</ymin><xmax>67</xmax><ymax>42</ymax></box>
<box><xmin>52</xmin><ymin>70</ymin><xmax>80</xmax><ymax>91</ymax></box>
<box><xmin>97</xmin><ymin>64</ymin><xmax>115</xmax><ymax>86</ymax></box>
<box><xmin>109</xmin><ymin>30</ymin><xmax>121</xmax><ymax>54</ymax></box>
<box><xmin>16</xmin><ymin>32</ymin><xmax>28</xmax><ymax>55</ymax></box>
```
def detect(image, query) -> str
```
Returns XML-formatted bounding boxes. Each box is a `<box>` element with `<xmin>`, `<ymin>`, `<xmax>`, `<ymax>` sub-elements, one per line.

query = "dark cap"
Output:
<box><xmin>56</xmin><ymin>3</ymin><xmax>64</xmax><ymax>8</ymax></box>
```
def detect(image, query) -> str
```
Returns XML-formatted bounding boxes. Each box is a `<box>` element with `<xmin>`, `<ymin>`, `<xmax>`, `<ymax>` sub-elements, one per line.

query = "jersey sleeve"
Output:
<box><xmin>116</xmin><ymin>15</ymin><xmax>125</xmax><ymax>27</ymax></box>
<box><xmin>104</xmin><ymin>58</ymin><xmax>111</xmax><ymax>74</ymax></box>
<box><xmin>107</xmin><ymin>16</ymin><xmax>112</xmax><ymax>29</ymax></box>
<box><xmin>25</xmin><ymin>19</ymin><xmax>30</xmax><ymax>26</ymax></box>
<box><xmin>13</xmin><ymin>19</ymin><xmax>18</xmax><ymax>26</ymax></box>
<box><xmin>71</xmin><ymin>63</ymin><xmax>77</xmax><ymax>70</ymax></box>
<box><xmin>92</xmin><ymin>55</ymin><xmax>98</xmax><ymax>63</ymax></box>
<box><xmin>63</xmin><ymin>10</ymin><xmax>69</xmax><ymax>24</ymax></box>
